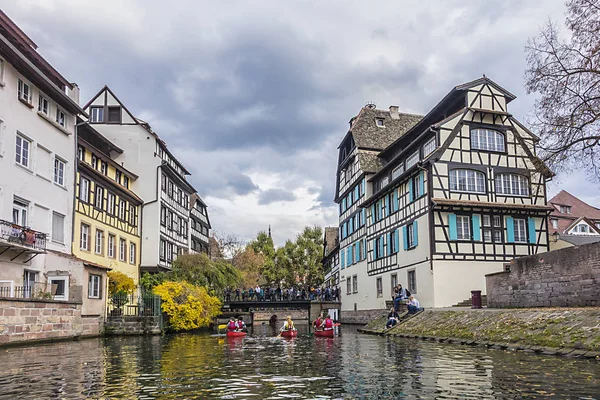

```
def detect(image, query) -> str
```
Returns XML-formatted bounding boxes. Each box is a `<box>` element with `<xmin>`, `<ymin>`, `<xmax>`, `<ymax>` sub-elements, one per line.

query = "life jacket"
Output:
<box><xmin>286</xmin><ymin>320</ymin><xmax>294</xmax><ymax>330</ymax></box>
<box><xmin>324</xmin><ymin>318</ymin><xmax>333</xmax><ymax>330</ymax></box>
<box><xmin>227</xmin><ymin>321</ymin><xmax>237</xmax><ymax>331</ymax></box>
<box><xmin>236</xmin><ymin>320</ymin><xmax>245</xmax><ymax>329</ymax></box>
<box><xmin>314</xmin><ymin>317</ymin><xmax>322</xmax><ymax>327</ymax></box>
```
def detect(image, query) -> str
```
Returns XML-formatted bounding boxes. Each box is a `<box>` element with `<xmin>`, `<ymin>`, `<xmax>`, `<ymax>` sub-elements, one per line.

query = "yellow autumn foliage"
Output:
<box><xmin>154</xmin><ymin>281</ymin><xmax>222</xmax><ymax>331</ymax></box>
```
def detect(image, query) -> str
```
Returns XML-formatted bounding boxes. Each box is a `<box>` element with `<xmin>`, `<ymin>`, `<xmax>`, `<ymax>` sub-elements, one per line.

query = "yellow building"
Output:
<box><xmin>72</xmin><ymin>122</ymin><xmax>143</xmax><ymax>287</ymax></box>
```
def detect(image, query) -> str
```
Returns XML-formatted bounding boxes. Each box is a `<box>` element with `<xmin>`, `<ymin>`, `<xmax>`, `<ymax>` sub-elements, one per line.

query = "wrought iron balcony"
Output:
<box><xmin>0</xmin><ymin>220</ymin><xmax>47</xmax><ymax>261</ymax></box>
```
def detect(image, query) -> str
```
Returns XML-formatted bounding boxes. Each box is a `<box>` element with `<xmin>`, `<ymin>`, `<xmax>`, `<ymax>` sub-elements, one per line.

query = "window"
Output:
<box><xmin>413</xmin><ymin>175</ymin><xmax>422</xmax><ymax>198</ymax></box>
<box><xmin>17</xmin><ymin>79</ymin><xmax>31</xmax><ymax>103</ymax></box>
<box><xmin>95</xmin><ymin>186</ymin><xmax>104</xmax><ymax>209</ymax></box>
<box><xmin>160</xmin><ymin>206</ymin><xmax>167</xmax><ymax>226</ymax></box>
<box><xmin>457</xmin><ymin>215</ymin><xmax>471</xmax><ymax>240</ymax></box>
<box><xmin>161</xmin><ymin>173</ymin><xmax>167</xmax><ymax>191</ymax></box>
<box><xmin>391</xmin><ymin>274</ymin><xmax>398</xmax><ymax>294</ymax></box>
<box><xmin>51</xmin><ymin>212</ymin><xmax>64</xmax><ymax>243</ymax></box>
<box><xmin>450</xmin><ymin>169</ymin><xmax>486</xmax><ymax>193</ymax></box>
<box><xmin>80</xmin><ymin>224</ymin><xmax>90</xmax><ymax>250</ymax></box>
<box><xmin>160</xmin><ymin>239</ymin><xmax>166</xmax><ymax>260</ymax></box>
<box><xmin>392</xmin><ymin>164</ymin><xmax>405</xmax><ymax>180</ymax></box>
<box><xmin>495</xmin><ymin>174</ymin><xmax>529</xmax><ymax>196</ymax></box>
<box><xmin>107</xmin><ymin>106</ymin><xmax>121</xmax><ymax>123</ymax></box>
<box><xmin>95</xmin><ymin>230</ymin><xmax>103</xmax><ymax>254</ymax></box>
<box><xmin>423</xmin><ymin>137</ymin><xmax>436</xmax><ymax>157</ymax></box>
<box><xmin>376</xmin><ymin>277</ymin><xmax>383</xmax><ymax>298</ymax></box>
<box><xmin>79</xmin><ymin>177</ymin><xmax>90</xmax><ymax>202</ymax></box>
<box><xmin>91</xmin><ymin>155</ymin><xmax>98</xmax><ymax>169</ymax></box>
<box><xmin>53</xmin><ymin>157</ymin><xmax>65</xmax><ymax>186</ymax></box>
<box><xmin>38</xmin><ymin>95</ymin><xmax>49</xmax><ymax>115</ymax></box>
<box><xmin>346</xmin><ymin>277</ymin><xmax>351</xmax><ymax>295</ymax></box>
<box><xmin>115</xmin><ymin>170</ymin><xmax>122</xmax><ymax>184</ymax></box>
<box><xmin>118</xmin><ymin>199</ymin><xmax>126</xmax><ymax>220</ymax></box>
<box><xmin>408</xmin><ymin>270</ymin><xmax>417</xmax><ymax>294</ymax></box>
<box><xmin>376</xmin><ymin>118</ymin><xmax>385</xmax><ymax>127</ymax></box>
<box><xmin>129</xmin><ymin>243</ymin><xmax>136</xmax><ymax>264</ymax></box>
<box><xmin>514</xmin><ymin>219</ymin><xmax>527</xmax><ymax>242</ymax></box>
<box><xmin>167</xmin><ymin>242</ymin><xmax>174</xmax><ymax>262</ymax></box>
<box><xmin>107</xmin><ymin>193</ymin><xmax>115</xmax><ymax>215</ymax></box>
<box><xmin>483</xmin><ymin>214</ymin><xmax>503</xmax><ymax>243</ymax></box>
<box><xmin>406</xmin><ymin>151</ymin><xmax>419</xmax><ymax>169</ymax></box>
<box><xmin>23</xmin><ymin>271</ymin><xmax>38</xmax><ymax>298</ymax></box>
<box><xmin>55</xmin><ymin>109</ymin><xmax>66</xmax><ymax>128</ymax></box>
<box><xmin>168</xmin><ymin>181</ymin><xmax>174</xmax><ymax>197</ymax></box>
<box><xmin>90</xmin><ymin>107</ymin><xmax>104</xmax><ymax>123</ymax></box>
<box><xmin>559</xmin><ymin>205</ymin><xmax>571</xmax><ymax>214</ymax></box>
<box><xmin>575</xmin><ymin>224</ymin><xmax>589</xmax><ymax>233</ymax></box>
<box><xmin>88</xmin><ymin>275</ymin><xmax>101</xmax><ymax>299</ymax></box>
<box><xmin>129</xmin><ymin>205</ymin><xmax>136</xmax><ymax>226</ymax></box>
<box><xmin>100</xmin><ymin>161</ymin><xmax>107</xmax><ymax>175</ymax></box>
<box><xmin>408</xmin><ymin>222</ymin><xmax>415</xmax><ymax>248</ymax></box>
<box><xmin>119</xmin><ymin>238</ymin><xmax>126</xmax><ymax>261</ymax></box>
<box><xmin>12</xmin><ymin>198</ymin><xmax>28</xmax><ymax>226</ymax></box>
<box><xmin>108</xmin><ymin>234</ymin><xmax>115</xmax><ymax>258</ymax></box>
<box><xmin>352</xmin><ymin>275</ymin><xmax>358</xmax><ymax>293</ymax></box>
<box><xmin>78</xmin><ymin>146</ymin><xmax>85</xmax><ymax>161</ymax></box>
<box><xmin>49</xmin><ymin>276</ymin><xmax>68</xmax><ymax>301</ymax></box>
<box><xmin>379</xmin><ymin>176</ymin><xmax>389</xmax><ymax>190</ymax></box>
<box><xmin>167</xmin><ymin>211</ymin><xmax>173</xmax><ymax>229</ymax></box>
<box><xmin>15</xmin><ymin>134</ymin><xmax>30</xmax><ymax>168</ymax></box>
<box><xmin>123</xmin><ymin>176</ymin><xmax>129</xmax><ymax>189</ymax></box>
<box><xmin>551</xmin><ymin>219</ymin><xmax>558</xmax><ymax>229</ymax></box>
<box><xmin>471</xmin><ymin>128</ymin><xmax>505</xmax><ymax>152</ymax></box>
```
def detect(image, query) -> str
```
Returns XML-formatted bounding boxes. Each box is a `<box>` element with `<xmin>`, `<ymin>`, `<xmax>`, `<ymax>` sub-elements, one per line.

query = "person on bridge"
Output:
<box><xmin>280</xmin><ymin>315</ymin><xmax>296</xmax><ymax>332</ymax></box>
<box><xmin>227</xmin><ymin>317</ymin><xmax>238</xmax><ymax>331</ymax></box>
<box><xmin>320</xmin><ymin>314</ymin><xmax>334</xmax><ymax>331</ymax></box>
<box><xmin>313</xmin><ymin>312</ymin><xmax>324</xmax><ymax>331</ymax></box>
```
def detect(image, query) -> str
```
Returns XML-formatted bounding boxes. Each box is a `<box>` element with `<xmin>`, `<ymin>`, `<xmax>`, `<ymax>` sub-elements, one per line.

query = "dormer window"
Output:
<box><xmin>376</xmin><ymin>118</ymin><xmax>385</xmax><ymax>127</ymax></box>
<box><xmin>107</xmin><ymin>106</ymin><xmax>121</xmax><ymax>123</ymax></box>
<box><xmin>90</xmin><ymin>107</ymin><xmax>104</xmax><ymax>123</ymax></box>
<box><xmin>559</xmin><ymin>205</ymin><xmax>571</xmax><ymax>214</ymax></box>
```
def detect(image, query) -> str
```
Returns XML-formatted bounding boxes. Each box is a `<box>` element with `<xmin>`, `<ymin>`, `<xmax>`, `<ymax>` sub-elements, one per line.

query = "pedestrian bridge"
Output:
<box><xmin>221</xmin><ymin>300</ymin><xmax>341</xmax><ymax>324</ymax></box>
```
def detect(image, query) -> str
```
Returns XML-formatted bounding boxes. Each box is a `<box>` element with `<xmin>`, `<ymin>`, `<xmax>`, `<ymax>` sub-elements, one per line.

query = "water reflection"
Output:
<box><xmin>0</xmin><ymin>326</ymin><xmax>597</xmax><ymax>399</ymax></box>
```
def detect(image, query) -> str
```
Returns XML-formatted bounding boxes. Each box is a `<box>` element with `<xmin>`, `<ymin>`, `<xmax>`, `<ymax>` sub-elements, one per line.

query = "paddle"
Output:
<box><xmin>218</xmin><ymin>324</ymin><xmax>227</xmax><ymax>330</ymax></box>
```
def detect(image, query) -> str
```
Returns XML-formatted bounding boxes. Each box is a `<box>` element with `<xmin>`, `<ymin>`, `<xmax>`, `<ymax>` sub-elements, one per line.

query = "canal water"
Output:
<box><xmin>0</xmin><ymin>324</ymin><xmax>598</xmax><ymax>399</ymax></box>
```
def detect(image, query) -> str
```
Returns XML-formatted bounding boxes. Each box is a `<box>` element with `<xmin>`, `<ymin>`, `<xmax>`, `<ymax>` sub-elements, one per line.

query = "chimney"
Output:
<box><xmin>68</xmin><ymin>82</ymin><xmax>80</xmax><ymax>106</ymax></box>
<box><xmin>389</xmin><ymin>105</ymin><xmax>400</xmax><ymax>119</ymax></box>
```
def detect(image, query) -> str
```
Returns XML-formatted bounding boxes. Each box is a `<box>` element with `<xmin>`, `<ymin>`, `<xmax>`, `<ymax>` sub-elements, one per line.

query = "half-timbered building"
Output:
<box><xmin>189</xmin><ymin>193</ymin><xmax>211</xmax><ymax>255</ymax></box>
<box><xmin>335</xmin><ymin>77</ymin><xmax>554</xmax><ymax>310</ymax></box>
<box><xmin>73</xmin><ymin>122</ymin><xmax>142</xmax><ymax>286</ymax></box>
<box><xmin>322</xmin><ymin>227</ymin><xmax>340</xmax><ymax>288</ymax></box>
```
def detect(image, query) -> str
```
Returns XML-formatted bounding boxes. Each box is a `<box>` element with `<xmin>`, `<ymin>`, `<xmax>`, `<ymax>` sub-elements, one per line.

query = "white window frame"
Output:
<box><xmin>108</xmin><ymin>234</ymin><xmax>115</xmax><ymax>258</ymax></box>
<box><xmin>352</xmin><ymin>274</ymin><xmax>358</xmax><ymax>294</ymax></box>
<box><xmin>80</xmin><ymin>224</ymin><xmax>90</xmax><ymax>250</ymax></box>
<box><xmin>38</xmin><ymin>95</ymin><xmax>49</xmax><ymax>115</ymax></box>
<box><xmin>118</xmin><ymin>199</ymin><xmax>126</xmax><ymax>220</ymax></box>
<box><xmin>376</xmin><ymin>277</ymin><xmax>383</xmax><ymax>298</ymax></box>
<box><xmin>55</xmin><ymin>108</ymin><xmax>66</xmax><ymax>128</ymax></box>
<box><xmin>95</xmin><ymin>186</ymin><xmax>104</xmax><ymax>209</ymax></box>
<box><xmin>423</xmin><ymin>137</ymin><xmax>436</xmax><ymax>157</ymax></box>
<box><xmin>53</xmin><ymin>157</ymin><xmax>65</xmax><ymax>186</ymax></box>
<box><xmin>405</xmin><ymin>151</ymin><xmax>419</xmax><ymax>169</ymax></box>
<box><xmin>392</xmin><ymin>164</ymin><xmax>405</xmax><ymax>180</ymax></box>
<box><xmin>51</xmin><ymin>212</ymin><xmax>65</xmax><ymax>244</ymax></box>
<box><xmin>450</xmin><ymin>169</ymin><xmax>486</xmax><ymax>193</ymax></box>
<box><xmin>471</xmin><ymin>128</ymin><xmax>505</xmax><ymax>152</ymax></box>
<box><xmin>17</xmin><ymin>78</ymin><xmax>31</xmax><ymax>103</ymax></box>
<box><xmin>514</xmin><ymin>219</ymin><xmax>527</xmax><ymax>243</ymax></box>
<box><xmin>408</xmin><ymin>222</ymin><xmax>415</xmax><ymax>248</ymax></box>
<box><xmin>12</xmin><ymin>198</ymin><xmax>29</xmax><ymax>226</ymax></box>
<box><xmin>495</xmin><ymin>174</ymin><xmax>529</xmax><ymax>196</ymax></box>
<box><xmin>456</xmin><ymin>215</ymin><xmax>471</xmax><ymax>240</ymax></box>
<box><xmin>88</xmin><ymin>274</ymin><xmax>101</xmax><ymax>299</ymax></box>
<box><xmin>80</xmin><ymin>177</ymin><xmax>90</xmax><ymax>202</ymax></box>
<box><xmin>129</xmin><ymin>242</ymin><xmax>136</xmax><ymax>264</ymax></box>
<box><xmin>376</xmin><ymin>118</ymin><xmax>385</xmax><ymax>127</ymax></box>
<box><xmin>95</xmin><ymin>229</ymin><xmax>103</xmax><ymax>255</ymax></box>
<box><xmin>15</xmin><ymin>133</ymin><xmax>31</xmax><ymax>168</ymax></box>
<box><xmin>107</xmin><ymin>193</ymin><xmax>115</xmax><ymax>215</ymax></box>
<box><xmin>551</xmin><ymin>219</ymin><xmax>558</xmax><ymax>229</ymax></box>
<box><xmin>48</xmin><ymin>276</ymin><xmax>69</xmax><ymax>301</ymax></box>
<box><xmin>408</xmin><ymin>270</ymin><xmax>417</xmax><ymax>294</ymax></box>
<box><xmin>119</xmin><ymin>238</ymin><xmax>126</xmax><ymax>261</ymax></box>
<box><xmin>90</xmin><ymin>107</ymin><xmax>104</xmax><ymax>123</ymax></box>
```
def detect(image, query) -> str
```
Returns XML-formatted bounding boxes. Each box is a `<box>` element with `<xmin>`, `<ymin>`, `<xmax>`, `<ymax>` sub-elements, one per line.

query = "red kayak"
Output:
<box><xmin>281</xmin><ymin>330</ymin><xmax>298</xmax><ymax>338</ymax></box>
<box><xmin>314</xmin><ymin>329</ymin><xmax>334</xmax><ymax>338</ymax></box>
<box><xmin>226</xmin><ymin>330</ymin><xmax>247</xmax><ymax>338</ymax></box>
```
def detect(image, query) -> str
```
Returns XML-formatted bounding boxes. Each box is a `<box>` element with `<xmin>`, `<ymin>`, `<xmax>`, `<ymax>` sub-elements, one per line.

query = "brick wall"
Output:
<box><xmin>340</xmin><ymin>308</ymin><xmax>387</xmax><ymax>325</ymax></box>
<box><xmin>0</xmin><ymin>298</ymin><xmax>103</xmax><ymax>346</ymax></box>
<box><xmin>104</xmin><ymin>316</ymin><xmax>161</xmax><ymax>335</ymax></box>
<box><xmin>486</xmin><ymin>242</ymin><xmax>600</xmax><ymax>308</ymax></box>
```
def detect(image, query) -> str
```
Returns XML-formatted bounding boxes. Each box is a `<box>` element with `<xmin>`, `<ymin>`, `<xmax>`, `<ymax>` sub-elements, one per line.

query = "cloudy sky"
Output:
<box><xmin>3</xmin><ymin>0</ymin><xmax>600</xmax><ymax>245</ymax></box>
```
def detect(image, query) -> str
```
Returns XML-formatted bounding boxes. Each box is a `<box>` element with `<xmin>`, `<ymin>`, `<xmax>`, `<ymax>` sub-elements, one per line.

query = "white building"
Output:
<box><xmin>189</xmin><ymin>193</ymin><xmax>211</xmax><ymax>255</ymax></box>
<box><xmin>0</xmin><ymin>10</ymin><xmax>107</xmax><ymax>322</ymax></box>
<box><xmin>335</xmin><ymin>78</ymin><xmax>553</xmax><ymax>312</ymax></box>
<box><xmin>83</xmin><ymin>86</ymin><xmax>197</xmax><ymax>273</ymax></box>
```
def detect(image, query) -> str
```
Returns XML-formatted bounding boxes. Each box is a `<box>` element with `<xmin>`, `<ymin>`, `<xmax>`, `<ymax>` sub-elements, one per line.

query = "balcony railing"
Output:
<box><xmin>0</xmin><ymin>220</ymin><xmax>47</xmax><ymax>252</ymax></box>
<box><xmin>0</xmin><ymin>282</ymin><xmax>57</xmax><ymax>299</ymax></box>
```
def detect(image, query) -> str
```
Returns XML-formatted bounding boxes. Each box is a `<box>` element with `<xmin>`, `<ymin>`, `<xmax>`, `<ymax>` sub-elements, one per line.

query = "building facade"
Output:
<box><xmin>0</xmin><ymin>10</ymin><xmax>107</xmax><ymax>322</ymax></box>
<box><xmin>189</xmin><ymin>194</ymin><xmax>210</xmax><ymax>255</ymax></box>
<box><xmin>72</xmin><ymin>122</ymin><xmax>142</xmax><ymax>286</ymax></box>
<box><xmin>547</xmin><ymin>190</ymin><xmax>600</xmax><ymax>250</ymax></box>
<box><xmin>335</xmin><ymin>78</ymin><xmax>553</xmax><ymax>310</ymax></box>
<box><xmin>322</xmin><ymin>227</ymin><xmax>340</xmax><ymax>288</ymax></box>
<box><xmin>82</xmin><ymin>86</ymin><xmax>197</xmax><ymax>273</ymax></box>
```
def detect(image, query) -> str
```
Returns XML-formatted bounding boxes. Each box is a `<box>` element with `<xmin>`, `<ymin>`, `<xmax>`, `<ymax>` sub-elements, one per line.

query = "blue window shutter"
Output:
<box><xmin>362</xmin><ymin>209</ymin><xmax>366</xmax><ymax>226</ymax></box>
<box><xmin>362</xmin><ymin>178</ymin><xmax>366</xmax><ymax>197</ymax></box>
<box><xmin>342</xmin><ymin>198</ymin><xmax>346</xmax><ymax>211</ymax></box>
<box><xmin>347</xmin><ymin>247</ymin><xmax>352</xmax><ymax>265</ymax></box>
<box><xmin>371</xmin><ymin>205</ymin><xmax>375</xmax><ymax>224</ymax></box>
<box><xmin>393</xmin><ymin>190</ymin><xmax>398</xmax><ymax>212</ymax></box>
<box><xmin>448</xmin><ymin>213</ymin><xmax>458</xmax><ymax>240</ymax></box>
<box><xmin>419</xmin><ymin>171</ymin><xmax>425</xmax><ymax>196</ymax></box>
<box><xmin>341</xmin><ymin>250</ymin><xmax>345</xmax><ymax>269</ymax></box>
<box><xmin>385</xmin><ymin>195</ymin><xmax>390</xmax><ymax>217</ymax></box>
<box><xmin>349</xmin><ymin>217</ymin><xmax>353</xmax><ymax>234</ymax></box>
<box><xmin>408</xmin><ymin>178</ymin><xmax>414</xmax><ymax>202</ymax></box>
<box><xmin>385</xmin><ymin>232</ymin><xmax>390</xmax><ymax>255</ymax></box>
<box><xmin>355</xmin><ymin>185</ymin><xmax>359</xmax><ymax>201</ymax></box>
<box><xmin>363</xmin><ymin>239</ymin><xmax>367</xmax><ymax>260</ymax></box>
<box><xmin>528</xmin><ymin>218</ymin><xmax>536</xmax><ymax>244</ymax></box>
<box><xmin>506</xmin><ymin>216</ymin><xmax>515</xmax><ymax>243</ymax></box>
<box><xmin>373</xmin><ymin>239</ymin><xmax>378</xmax><ymax>259</ymax></box>
<box><xmin>413</xmin><ymin>220</ymin><xmax>419</xmax><ymax>247</ymax></box>
<box><xmin>353</xmin><ymin>243</ymin><xmax>358</xmax><ymax>263</ymax></box>
<box><xmin>402</xmin><ymin>225</ymin><xmax>408</xmax><ymax>250</ymax></box>
<box><xmin>472</xmin><ymin>215</ymin><xmax>481</xmax><ymax>241</ymax></box>
<box><xmin>379</xmin><ymin>235</ymin><xmax>384</xmax><ymax>257</ymax></box>
<box><xmin>377</xmin><ymin>200</ymin><xmax>382</xmax><ymax>221</ymax></box>
<box><xmin>394</xmin><ymin>229</ymin><xmax>400</xmax><ymax>252</ymax></box>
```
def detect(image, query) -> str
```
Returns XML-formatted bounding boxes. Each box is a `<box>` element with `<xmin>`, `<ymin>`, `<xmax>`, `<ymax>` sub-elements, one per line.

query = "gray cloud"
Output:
<box><xmin>257</xmin><ymin>189</ymin><xmax>297</xmax><ymax>205</ymax></box>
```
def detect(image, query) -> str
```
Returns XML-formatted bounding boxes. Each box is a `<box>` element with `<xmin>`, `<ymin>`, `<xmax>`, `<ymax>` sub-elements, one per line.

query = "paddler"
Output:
<box><xmin>227</xmin><ymin>317</ymin><xmax>237</xmax><ymax>331</ymax></box>
<box><xmin>280</xmin><ymin>315</ymin><xmax>296</xmax><ymax>332</ymax></box>
<box><xmin>237</xmin><ymin>316</ymin><xmax>247</xmax><ymax>332</ymax></box>
<box><xmin>313</xmin><ymin>312</ymin><xmax>324</xmax><ymax>331</ymax></box>
<box><xmin>320</xmin><ymin>314</ymin><xmax>334</xmax><ymax>331</ymax></box>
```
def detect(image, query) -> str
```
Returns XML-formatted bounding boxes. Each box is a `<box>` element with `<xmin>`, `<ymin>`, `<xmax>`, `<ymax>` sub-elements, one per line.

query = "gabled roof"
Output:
<box><xmin>548</xmin><ymin>190</ymin><xmax>600</xmax><ymax>219</ymax></box>
<box><xmin>357</xmin><ymin>150</ymin><xmax>384</xmax><ymax>173</ymax></box>
<box><xmin>323</xmin><ymin>227</ymin><xmax>339</xmax><ymax>258</ymax></box>
<box><xmin>556</xmin><ymin>234</ymin><xmax>600</xmax><ymax>247</ymax></box>
<box><xmin>563</xmin><ymin>216</ymin><xmax>600</xmax><ymax>235</ymax></box>
<box><xmin>348</xmin><ymin>107</ymin><xmax>422</xmax><ymax>150</ymax></box>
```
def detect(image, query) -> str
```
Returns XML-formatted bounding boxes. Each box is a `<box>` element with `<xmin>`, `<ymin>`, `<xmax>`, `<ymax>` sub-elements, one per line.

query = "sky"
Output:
<box><xmin>3</xmin><ymin>0</ymin><xmax>600</xmax><ymax>246</ymax></box>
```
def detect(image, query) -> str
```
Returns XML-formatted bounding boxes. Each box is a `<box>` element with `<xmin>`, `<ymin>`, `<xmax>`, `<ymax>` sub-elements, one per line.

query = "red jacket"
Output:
<box><xmin>227</xmin><ymin>321</ymin><xmax>237</xmax><ymax>331</ymax></box>
<box><xmin>324</xmin><ymin>318</ymin><xmax>333</xmax><ymax>329</ymax></box>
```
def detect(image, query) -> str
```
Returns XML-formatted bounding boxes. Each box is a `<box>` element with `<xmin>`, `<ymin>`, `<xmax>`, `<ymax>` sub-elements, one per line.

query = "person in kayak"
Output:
<box><xmin>236</xmin><ymin>316</ymin><xmax>247</xmax><ymax>332</ymax></box>
<box><xmin>320</xmin><ymin>314</ymin><xmax>334</xmax><ymax>331</ymax></box>
<box><xmin>313</xmin><ymin>312</ymin><xmax>324</xmax><ymax>331</ymax></box>
<box><xmin>227</xmin><ymin>317</ymin><xmax>238</xmax><ymax>331</ymax></box>
<box><xmin>280</xmin><ymin>315</ymin><xmax>296</xmax><ymax>332</ymax></box>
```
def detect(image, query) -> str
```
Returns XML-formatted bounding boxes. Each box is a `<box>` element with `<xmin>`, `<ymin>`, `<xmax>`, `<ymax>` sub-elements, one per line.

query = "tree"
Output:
<box><xmin>232</xmin><ymin>246</ymin><xmax>265</xmax><ymax>287</ymax></box>
<box><xmin>107</xmin><ymin>271</ymin><xmax>136</xmax><ymax>296</ymax></box>
<box><xmin>271</xmin><ymin>226</ymin><xmax>325</xmax><ymax>287</ymax></box>
<box><xmin>525</xmin><ymin>0</ymin><xmax>600</xmax><ymax>180</ymax></box>
<box><xmin>210</xmin><ymin>232</ymin><xmax>244</xmax><ymax>259</ymax></box>
<box><xmin>170</xmin><ymin>253</ymin><xmax>241</xmax><ymax>295</ymax></box>
<box><xmin>249</xmin><ymin>231</ymin><xmax>276</xmax><ymax>282</ymax></box>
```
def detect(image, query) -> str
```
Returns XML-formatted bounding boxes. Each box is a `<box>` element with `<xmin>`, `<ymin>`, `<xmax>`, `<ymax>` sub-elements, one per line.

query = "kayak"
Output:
<box><xmin>226</xmin><ymin>330</ymin><xmax>247</xmax><ymax>338</ymax></box>
<box><xmin>280</xmin><ymin>330</ymin><xmax>298</xmax><ymax>338</ymax></box>
<box><xmin>314</xmin><ymin>329</ymin><xmax>334</xmax><ymax>338</ymax></box>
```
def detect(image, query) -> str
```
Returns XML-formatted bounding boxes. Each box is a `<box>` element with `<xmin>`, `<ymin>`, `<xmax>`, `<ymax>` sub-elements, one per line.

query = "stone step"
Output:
<box><xmin>452</xmin><ymin>295</ymin><xmax>487</xmax><ymax>307</ymax></box>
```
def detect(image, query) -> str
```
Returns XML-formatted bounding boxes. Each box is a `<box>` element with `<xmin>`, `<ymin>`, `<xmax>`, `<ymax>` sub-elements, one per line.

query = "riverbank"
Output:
<box><xmin>360</xmin><ymin>307</ymin><xmax>600</xmax><ymax>359</ymax></box>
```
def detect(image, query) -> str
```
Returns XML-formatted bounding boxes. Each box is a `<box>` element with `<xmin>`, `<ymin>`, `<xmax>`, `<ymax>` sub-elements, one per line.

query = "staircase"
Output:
<box><xmin>452</xmin><ymin>295</ymin><xmax>487</xmax><ymax>308</ymax></box>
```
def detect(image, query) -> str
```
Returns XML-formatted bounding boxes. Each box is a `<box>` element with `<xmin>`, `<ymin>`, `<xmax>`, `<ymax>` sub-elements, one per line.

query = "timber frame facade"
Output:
<box><xmin>334</xmin><ymin>77</ymin><xmax>554</xmax><ymax>309</ymax></box>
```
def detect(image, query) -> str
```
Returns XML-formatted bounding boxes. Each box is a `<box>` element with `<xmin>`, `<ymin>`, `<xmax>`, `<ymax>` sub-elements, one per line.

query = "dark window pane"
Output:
<box><xmin>107</xmin><ymin>106</ymin><xmax>121</xmax><ymax>123</ymax></box>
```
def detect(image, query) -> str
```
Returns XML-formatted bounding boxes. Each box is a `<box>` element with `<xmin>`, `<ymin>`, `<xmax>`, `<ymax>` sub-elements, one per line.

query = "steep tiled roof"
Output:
<box><xmin>350</xmin><ymin>108</ymin><xmax>422</xmax><ymax>150</ymax></box>
<box><xmin>557</xmin><ymin>234</ymin><xmax>600</xmax><ymax>246</ymax></box>
<box><xmin>548</xmin><ymin>190</ymin><xmax>600</xmax><ymax>234</ymax></box>
<box><xmin>357</xmin><ymin>150</ymin><xmax>384</xmax><ymax>173</ymax></box>
<box><xmin>323</xmin><ymin>227</ymin><xmax>339</xmax><ymax>257</ymax></box>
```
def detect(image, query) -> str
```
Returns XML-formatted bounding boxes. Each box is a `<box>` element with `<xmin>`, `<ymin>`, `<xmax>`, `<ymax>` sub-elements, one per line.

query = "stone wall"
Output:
<box><xmin>0</xmin><ymin>298</ymin><xmax>103</xmax><ymax>346</ymax></box>
<box><xmin>486</xmin><ymin>242</ymin><xmax>600</xmax><ymax>308</ymax></box>
<box><xmin>104</xmin><ymin>316</ymin><xmax>161</xmax><ymax>335</ymax></box>
<box><xmin>253</xmin><ymin>310</ymin><xmax>308</xmax><ymax>322</ymax></box>
<box><xmin>340</xmin><ymin>308</ymin><xmax>387</xmax><ymax>325</ymax></box>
